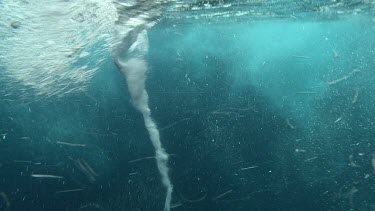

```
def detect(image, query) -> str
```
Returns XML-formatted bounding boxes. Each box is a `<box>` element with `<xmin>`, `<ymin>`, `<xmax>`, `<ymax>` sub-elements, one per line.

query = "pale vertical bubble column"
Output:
<box><xmin>114</xmin><ymin>29</ymin><xmax>173</xmax><ymax>211</ymax></box>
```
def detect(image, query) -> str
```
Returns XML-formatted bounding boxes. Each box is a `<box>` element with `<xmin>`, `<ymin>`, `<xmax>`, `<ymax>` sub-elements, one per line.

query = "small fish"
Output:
<box><xmin>332</xmin><ymin>49</ymin><xmax>339</xmax><ymax>58</ymax></box>
<box><xmin>352</xmin><ymin>88</ymin><xmax>359</xmax><ymax>104</ymax></box>
<box><xmin>213</xmin><ymin>189</ymin><xmax>233</xmax><ymax>201</ymax></box>
<box><xmin>56</xmin><ymin>141</ymin><xmax>86</xmax><ymax>147</ymax></box>
<box><xmin>0</xmin><ymin>192</ymin><xmax>10</xmax><ymax>210</ymax></box>
<box><xmin>240</xmin><ymin>166</ymin><xmax>258</xmax><ymax>171</ymax></box>
<box><xmin>14</xmin><ymin>160</ymin><xmax>32</xmax><ymax>164</ymax></box>
<box><xmin>334</xmin><ymin>117</ymin><xmax>342</xmax><ymax>123</ymax></box>
<box><xmin>128</xmin><ymin>156</ymin><xmax>155</xmax><ymax>163</ymax></box>
<box><xmin>372</xmin><ymin>154</ymin><xmax>375</xmax><ymax>173</ymax></box>
<box><xmin>290</xmin><ymin>14</ymin><xmax>297</xmax><ymax>20</ymax></box>
<box><xmin>297</xmin><ymin>91</ymin><xmax>317</xmax><ymax>94</ymax></box>
<box><xmin>305</xmin><ymin>157</ymin><xmax>318</xmax><ymax>162</ymax></box>
<box><xmin>286</xmin><ymin>119</ymin><xmax>296</xmax><ymax>129</ymax></box>
<box><xmin>291</xmin><ymin>55</ymin><xmax>310</xmax><ymax>59</ymax></box>
<box><xmin>349</xmin><ymin>155</ymin><xmax>360</xmax><ymax>167</ymax></box>
<box><xmin>55</xmin><ymin>189</ymin><xmax>83</xmax><ymax>194</ymax></box>
<box><xmin>31</xmin><ymin>174</ymin><xmax>64</xmax><ymax>179</ymax></box>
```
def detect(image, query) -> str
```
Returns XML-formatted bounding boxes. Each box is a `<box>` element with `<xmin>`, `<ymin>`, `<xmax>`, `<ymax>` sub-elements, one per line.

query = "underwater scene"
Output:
<box><xmin>1</xmin><ymin>0</ymin><xmax>375</xmax><ymax>210</ymax></box>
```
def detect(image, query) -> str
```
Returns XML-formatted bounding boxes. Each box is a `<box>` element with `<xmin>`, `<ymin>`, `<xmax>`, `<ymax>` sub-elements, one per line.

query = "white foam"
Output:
<box><xmin>0</xmin><ymin>1</ymin><xmax>173</xmax><ymax>210</ymax></box>
<box><xmin>0</xmin><ymin>0</ymin><xmax>118</xmax><ymax>97</ymax></box>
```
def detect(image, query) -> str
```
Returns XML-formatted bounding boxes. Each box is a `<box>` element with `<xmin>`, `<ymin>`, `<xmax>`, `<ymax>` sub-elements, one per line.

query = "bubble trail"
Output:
<box><xmin>113</xmin><ymin>27</ymin><xmax>173</xmax><ymax>211</ymax></box>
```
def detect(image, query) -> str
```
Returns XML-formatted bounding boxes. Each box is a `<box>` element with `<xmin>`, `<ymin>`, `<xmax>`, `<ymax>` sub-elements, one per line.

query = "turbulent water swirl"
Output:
<box><xmin>0</xmin><ymin>1</ymin><xmax>173</xmax><ymax>210</ymax></box>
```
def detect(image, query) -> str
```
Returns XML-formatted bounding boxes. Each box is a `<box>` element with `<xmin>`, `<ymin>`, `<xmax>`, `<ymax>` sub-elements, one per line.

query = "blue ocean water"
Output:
<box><xmin>1</xmin><ymin>2</ymin><xmax>375</xmax><ymax>211</ymax></box>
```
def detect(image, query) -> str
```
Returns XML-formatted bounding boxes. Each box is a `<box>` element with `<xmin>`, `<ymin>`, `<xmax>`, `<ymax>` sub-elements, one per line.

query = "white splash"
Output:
<box><xmin>0</xmin><ymin>0</ymin><xmax>173</xmax><ymax>210</ymax></box>
<box><xmin>0</xmin><ymin>0</ymin><xmax>118</xmax><ymax>97</ymax></box>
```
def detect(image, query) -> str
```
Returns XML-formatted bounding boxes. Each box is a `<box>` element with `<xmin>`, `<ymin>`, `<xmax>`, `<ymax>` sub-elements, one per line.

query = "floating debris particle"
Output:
<box><xmin>31</xmin><ymin>174</ymin><xmax>64</xmax><ymax>179</ymax></box>
<box><xmin>10</xmin><ymin>21</ymin><xmax>21</xmax><ymax>29</ymax></box>
<box><xmin>214</xmin><ymin>189</ymin><xmax>270</xmax><ymax>203</ymax></box>
<box><xmin>345</xmin><ymin>186</ymin><xmax>358</xmax><ymax>207</ymax></box>
<box><xmin>171</xmin><ymin>202</ymin><xmax>183</xmax><ymax>209</ymax></box>
<box><xmin>159</xmin><ymin>118</ymin><xmax>191</xmax><ymax>131</ymax></box>
<box><xmin>327</xmin><ymin>69</ymin><xmax>360</xmax><ymax>85</ymax></box>
<box><xmin>372</xmin><ymin>154</ymin><xmax>375</xmax><ymax>173</ymax></box>
<box><xmin>79</xmin><ymin>51</ymin><xmax>90</xmax><ymax>58</ymax></box>
<box><xmin>295</xmin><ymin>149</ymin><xmax>306</xmax><ymax>153</ymax></box>
<box><xmin>349</xmin><ymin>155</ymin><xmax>360</xmax><ymax>167</ymax></box>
